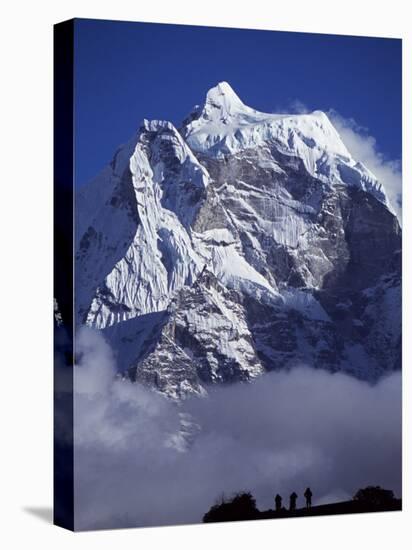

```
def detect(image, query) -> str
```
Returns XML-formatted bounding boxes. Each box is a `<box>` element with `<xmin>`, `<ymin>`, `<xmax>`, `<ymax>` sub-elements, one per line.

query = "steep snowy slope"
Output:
<box><xmin>76</xmin><ymin>82</ymin><xmax>401</xmax><ymax>398</ymax></box>
<box><xmin>77</xmin><ymin>120</ymin><xmax>208</xmax><ymax>328</ymax></box>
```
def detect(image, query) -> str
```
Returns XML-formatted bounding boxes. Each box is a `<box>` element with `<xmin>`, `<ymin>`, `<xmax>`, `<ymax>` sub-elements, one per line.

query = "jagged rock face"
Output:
<box><xmin>127</xmin><ymin>270</ymin><xmax>264</xmax><ymax>399</ymax></box>
<box><xmin>76</xmin><ymin>82</ymin><xmax>401</xmax><ymax>399</ymax></box>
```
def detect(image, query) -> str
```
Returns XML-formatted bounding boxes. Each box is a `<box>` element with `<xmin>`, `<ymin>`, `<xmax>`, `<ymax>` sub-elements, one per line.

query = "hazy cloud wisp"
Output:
<box><xmin>329</xmin><ymin>110</ymin><xmax>402</xmax><ymax>220</ymax></box>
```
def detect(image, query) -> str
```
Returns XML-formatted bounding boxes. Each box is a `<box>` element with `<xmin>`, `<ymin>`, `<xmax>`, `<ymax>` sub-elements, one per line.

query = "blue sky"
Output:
<box><xmin>74</xmin><ymin>19</ymin><xmax>401</xmax><ymax>187</ymax></box>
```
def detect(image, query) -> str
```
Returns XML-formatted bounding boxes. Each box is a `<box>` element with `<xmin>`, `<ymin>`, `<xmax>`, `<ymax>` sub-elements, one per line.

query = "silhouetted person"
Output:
<box><xmin>289</xmin><ymin>492</ymin><xmax>298</xmax><ymax>511</ymax></box>
<box><xmin>304</xmin><ymin>487</ymin><xmax>313</xmax><ymax>509</ymax></box>
<box><xmin>275</xmin><ymin>494</ymin><xmax>282</xmax><ymax>512</ymax></box>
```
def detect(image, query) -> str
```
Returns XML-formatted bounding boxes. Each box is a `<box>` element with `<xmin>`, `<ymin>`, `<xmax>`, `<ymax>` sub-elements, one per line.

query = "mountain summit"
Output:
<box><xmin>183</xmin><ymin>82</ymin><xmax>388</xmax><ymax>207</ymax></box>
<box><xmin>76</xmin><ymin>82</ymin><xmax>401</xmax><ymax>399</ymax></box>
<box><xmin>204</xmin><ymin>81</ymin><xmax>247</xmax><ymax>115</ymax></box>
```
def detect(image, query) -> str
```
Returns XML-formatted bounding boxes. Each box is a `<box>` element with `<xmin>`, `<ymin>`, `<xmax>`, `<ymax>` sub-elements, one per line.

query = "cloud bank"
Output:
<box><xmin>73</xmin><ymin>329</ymin><xmax>401</xmax><ymax>530</ymax></box>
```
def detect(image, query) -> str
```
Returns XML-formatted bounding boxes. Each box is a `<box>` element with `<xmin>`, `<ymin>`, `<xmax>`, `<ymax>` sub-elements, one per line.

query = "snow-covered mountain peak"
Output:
<box><xmin>204</xmin><ymin>81</ymin><xmax>250</xmax><ymax>117</ymax></box>
<box><xmin>183</xmin><ymin>83</ymin><xmax>351</xmax><ymax>159</ymax></box>
<box><xmin>182</xmin><ymin>83</ymin><xmax>388</xmax><ymax>207</ymax></box>
<box><xmin>75</xmin><ymin>81</ymin><xmax>400</xmax><ymax>397</ymax></box>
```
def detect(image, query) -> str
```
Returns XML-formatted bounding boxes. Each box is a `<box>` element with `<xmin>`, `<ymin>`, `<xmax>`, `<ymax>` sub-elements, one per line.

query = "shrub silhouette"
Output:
<box><xmin>353</xmin><ymin>486</ymin><xmax>395</xmax><ymax>507</ymax></box>
<box><xmin>203</xmin><ymin>492</ymin><xmax>259</xmax><ymax>523</ymax></box>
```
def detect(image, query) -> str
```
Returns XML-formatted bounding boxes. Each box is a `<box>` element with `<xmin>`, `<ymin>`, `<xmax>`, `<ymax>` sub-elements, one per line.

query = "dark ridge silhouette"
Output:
<box><xmin>353</xmin><ymin>486</ymin><xmax>395</xmax><ymax>507</ymax></box>
<box><xmin>203</xmin><ymin>486</ymin><xmax>401</xmax><ymax>524</ymax></box>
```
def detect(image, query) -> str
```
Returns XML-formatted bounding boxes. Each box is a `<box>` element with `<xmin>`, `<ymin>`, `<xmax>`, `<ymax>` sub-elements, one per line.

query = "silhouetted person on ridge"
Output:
<box><xmin>275</xmin><ymin>494</ymin><xmax>282</xmax><ymax>512</ymax></box>
<box><xmin>304</xmin><ymin>487</ymin><xmax>313</xmax><ymax>509</ymax></box>
<box><xmin>289</xmin><ymin>492</ymin><xmax>298</xmax><ymax>511</ymax></box>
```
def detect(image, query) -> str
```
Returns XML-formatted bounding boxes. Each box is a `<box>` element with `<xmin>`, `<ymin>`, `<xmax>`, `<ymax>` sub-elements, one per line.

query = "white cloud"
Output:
<box><xmin>71</xmin><ymin>329</ymin><xmax>402</xmax><ymax>530</ymax></box>
<box><xmin>272</xmin><ymin>98</ymin><xmax>310</xmax><ymax>115</ymax></box>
